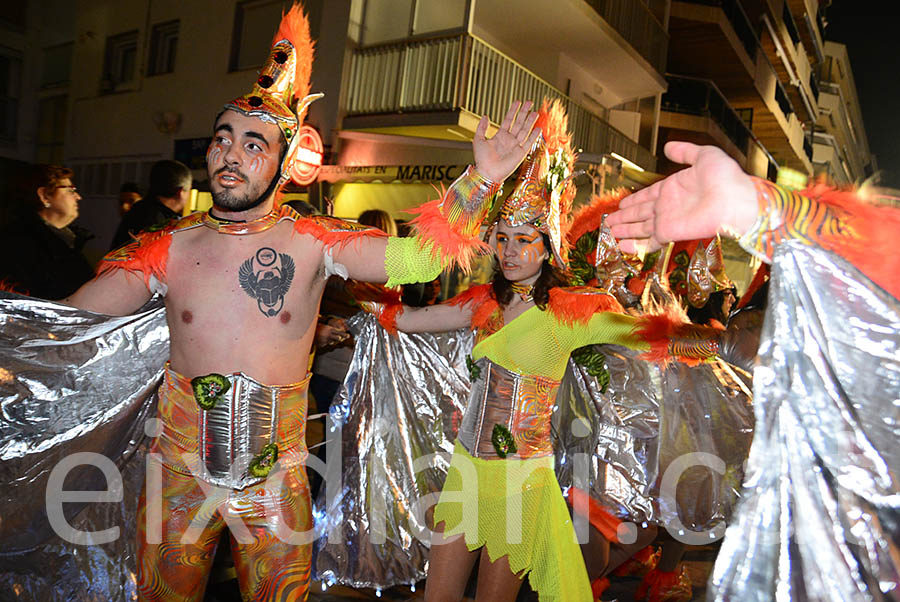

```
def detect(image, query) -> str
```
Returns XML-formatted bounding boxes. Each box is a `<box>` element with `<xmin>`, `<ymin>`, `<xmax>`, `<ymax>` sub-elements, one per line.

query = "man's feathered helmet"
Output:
<box><xmin>223</xmin><ymin>3</ymin><xmax>323</xmax><ymax>185</ymax></box>
<box><xmin>493</xmin><ymin>99</ymin><xmax>577</xmax><ymax>267</ymax></box>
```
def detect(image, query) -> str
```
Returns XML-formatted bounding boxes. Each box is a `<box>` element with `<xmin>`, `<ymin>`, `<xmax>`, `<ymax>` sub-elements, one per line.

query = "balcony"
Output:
<box><xmin>583</xmin><ymin>0</ymin><xmax>669</xmax><ymax>75</ymax></box>
<box><xmin>344</xmin><ymin>33</ymin><xmax>656</xmax><ymax>171</ymax></box>
<box><xmin>661</xmin><ymin>75</ymin><xmax>751</xmax><ymax>157</ymax></box>
<box><xmin>774</xmin><ymin>80</ymin><xmax>794</xmax><ymax>118</ymax></box>
<box><xmin>812</xmin><ymin>130</ymin><xmax>851</xmax><ymax>184</ymax></box>
<box><xmin>668</xmin><ymin>0</ymin><xmax>812</xmax><ymax>173</ymax></box>
<box><xmin>677</xmin><ymin>0</ymin><xmax>759</xmax><ymax>58</ymax></box>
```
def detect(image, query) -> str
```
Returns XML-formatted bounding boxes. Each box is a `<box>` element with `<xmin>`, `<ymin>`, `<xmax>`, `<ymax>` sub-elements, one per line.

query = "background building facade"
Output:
<box><xmin>0</xmin><ymin>0</ymin><xmax>878</xmax><ymax>258</ymax></box>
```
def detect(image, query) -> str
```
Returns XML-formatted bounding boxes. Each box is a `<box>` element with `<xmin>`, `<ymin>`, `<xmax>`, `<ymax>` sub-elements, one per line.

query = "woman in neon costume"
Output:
<box><xmin>372</xmin><ymin>101</ymin><xmax>718</xmax><ymax>602</ymax></box>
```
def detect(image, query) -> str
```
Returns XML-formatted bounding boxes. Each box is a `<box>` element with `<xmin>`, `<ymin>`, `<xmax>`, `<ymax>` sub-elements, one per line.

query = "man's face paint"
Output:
<box><xmin>494</xmin><ymin>219</ymin><xmax>547</xmax><ymax>284</ymax></box>
<box><xmin>207</xmin><ymin>110</ymin><xmax>282</xmax><ymax>212</ymax></box>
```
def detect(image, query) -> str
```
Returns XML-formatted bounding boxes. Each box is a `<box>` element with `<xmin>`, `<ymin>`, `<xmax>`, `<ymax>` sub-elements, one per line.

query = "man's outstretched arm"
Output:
<box><xmin>63</xmin><ymin>269</ymin><xmax>154</xmax><ymax>316</ymax></box>
<box><xmin>606</xmin><ymin>140</ymin><xmax>900</xmax><ymax>298</ymax></box>
<box><xmin>333</xmin><ymin>100</ymin><xmax>542</xmax><ymax>285</ymax></box>
<box><xmin>605</xmin><ymin>141</ymin><xmax>758</xmax><ymax>254</ymax></box>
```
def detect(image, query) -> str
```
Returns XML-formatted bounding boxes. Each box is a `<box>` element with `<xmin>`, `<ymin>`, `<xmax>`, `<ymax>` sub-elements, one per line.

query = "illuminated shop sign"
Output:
<box><xmin>318</xmin><ymin>164</ymin><xmax>465</xmax><ymax>183</ymax></box>
<box><xmin>287</xmin><ymin>125</ymin><xmax>324</xmax><ymax>186</ymax></box>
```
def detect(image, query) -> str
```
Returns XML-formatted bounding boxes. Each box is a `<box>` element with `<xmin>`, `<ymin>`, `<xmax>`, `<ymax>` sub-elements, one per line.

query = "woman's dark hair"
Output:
<box><xmin>491</xmin><ymin>233</ymin><xmax>568</xmax><ymax>309</ymax></box>
<box><xmin>686</xmin><ymin>286</ymin><xmax>737</xmax><ymax>325</ymax></box>
<box><xmin>357</xmin><ymin>209</ymin><xmax>398</xmax><ymax>236</ymax></box>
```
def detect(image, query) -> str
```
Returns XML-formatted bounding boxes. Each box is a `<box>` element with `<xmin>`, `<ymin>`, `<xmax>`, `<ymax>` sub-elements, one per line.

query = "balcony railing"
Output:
<box><xmin>782</xmin><ymin>1</ymin><xmax>801</xmax><ymax>46</ymax></box>
<box><xmin>809</xmin><ymin>71</ymin><xmax>820</xmax><ymax>102</ymax></box>
<box><xmin>683</xmin><ymin>0</ymin><xmax>759</xmax><ymax>59</ymax></box>
<box><xmin>583</xmin><ymin>0</ymin><xmax>669</xmax><ymax>75</ymax></box>
<box><xmin>661</xmin><ymin>75</ymin><xmax>751</xmax><ymax>156</ymax></box>
<box><xmin>774</xmin><ymin>80</ymin><xmax>794</xmax><ymax>118</ymax></box>
<box><xmin>346</xmin><ymin>33</ymin><xmax>656</xmax><ymax>171</ymax></box>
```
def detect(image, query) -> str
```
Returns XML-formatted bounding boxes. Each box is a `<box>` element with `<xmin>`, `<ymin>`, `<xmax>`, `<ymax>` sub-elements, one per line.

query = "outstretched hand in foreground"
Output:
<box><xmin>606</xmin><ymin>142</ymin><xmax>760</xmax><ymax>254</ymax></box>
<box><xmin>472</xmin><ymin>100</ymin><xmax>542</xmax><ymax>184</ymax></box>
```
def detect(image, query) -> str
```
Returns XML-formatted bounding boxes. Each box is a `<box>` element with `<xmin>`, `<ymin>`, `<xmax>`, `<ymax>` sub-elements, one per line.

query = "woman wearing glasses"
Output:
<box><xmin>0</xmin><ymin>164</ymin><xmax>94</xmax><ymax>299</ymax></box>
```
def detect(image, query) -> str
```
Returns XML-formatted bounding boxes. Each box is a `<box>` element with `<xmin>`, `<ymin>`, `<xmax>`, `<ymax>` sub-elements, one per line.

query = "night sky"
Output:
<box><xmin>825</xmin><ymin>2</ymin><xmax>900</xmax><ymax>188</ymax></box>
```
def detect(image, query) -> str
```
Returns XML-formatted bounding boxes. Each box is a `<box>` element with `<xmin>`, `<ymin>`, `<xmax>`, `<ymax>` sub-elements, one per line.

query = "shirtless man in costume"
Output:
<box><xmin>59</xmin><ymin>5</ymin><xmax>540</xmax><ymax>600</ymax></box>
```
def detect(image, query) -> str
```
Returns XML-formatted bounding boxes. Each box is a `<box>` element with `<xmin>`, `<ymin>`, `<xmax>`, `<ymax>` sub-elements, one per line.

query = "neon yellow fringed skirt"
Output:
<box><xmin>432</xmin><ymin>442</ymin><xmax>592</xmax><ymax>602</ymax></box>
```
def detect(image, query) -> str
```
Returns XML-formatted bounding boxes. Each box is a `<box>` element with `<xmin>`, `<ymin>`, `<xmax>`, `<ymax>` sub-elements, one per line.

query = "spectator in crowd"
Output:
<box><xmin>0</xmin><ymin>164</ymin><xmax>95</xmax><ymax>299</ymax></box>
<box><xmin>357</xmin><ymin>208</ymin><xmax>398</xmax><ymax>236</ymax></box>
<box><xmin>117</xmin><ymin>182</ymin><xmax>142</xmax><ymax>216</ymax></box>
<box><xmin>110</xmin><ymin>160</ymin><xmax>191</xmax><ymax>249</ymax></box>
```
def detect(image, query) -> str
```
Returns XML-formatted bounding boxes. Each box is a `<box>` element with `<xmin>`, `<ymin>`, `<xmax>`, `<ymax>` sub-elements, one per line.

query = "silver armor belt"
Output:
<box><xmin>158</xmin><ymin>365</ymin><xmax>309</xmax><ymax>489</ymax></box>
<box><xmin>457</xmin><ymin>357</ymin><xmax>559</xmax><ymax>460</ymax></box>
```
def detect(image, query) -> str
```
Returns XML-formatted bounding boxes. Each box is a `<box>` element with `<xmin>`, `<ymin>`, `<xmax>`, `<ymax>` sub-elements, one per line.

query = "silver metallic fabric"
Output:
<box><xmin>314</xmin><ymin>312</ymin><xmax>473</xmax><ymax>590</ymax></box>
<box><xmin>710</xmin><ymin>242</ymin><xmax>900</xmax><ymax>601</ymax></box>
<box><xmin>554</xmin><ymin>347</ymin><xmax>663</xmax><ymax>524</ymax></box>
<box><xmin>458</xmin><ymin>357</ymin><xmax>558</xmax><ymax>459</ymax></box>
<box><xmin>0</xmin><ymin>292</ymin><xmax>168</xmax><ymax>601</ymax></box>
<box><xmin>554</xmin><ymin>347</ymin><xmax>753</xmax><ymax>531</ymax></box>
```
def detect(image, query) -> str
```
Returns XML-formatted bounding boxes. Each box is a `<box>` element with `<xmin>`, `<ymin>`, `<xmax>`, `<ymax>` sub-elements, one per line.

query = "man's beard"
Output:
<box><xmin>211</xmin><ymin>168</ymin><xmax>281</xmax><ymax>212</ymax></box>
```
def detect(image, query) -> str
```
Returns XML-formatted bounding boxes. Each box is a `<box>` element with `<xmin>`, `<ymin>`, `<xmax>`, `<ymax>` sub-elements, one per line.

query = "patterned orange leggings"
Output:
<box><xmin>136</xmin><ymin>458</ymin><xmax>313</xmax><ymax>601</ymax></box>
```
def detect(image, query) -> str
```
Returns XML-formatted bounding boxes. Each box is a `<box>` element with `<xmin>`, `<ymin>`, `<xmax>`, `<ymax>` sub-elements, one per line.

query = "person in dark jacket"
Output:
<box><xmin>109</xmin><ymin>160</ymin><xmax>192</xmax><ymax>249</ymax></box>
<box><xmin>0</xmin><ymin>164</ymin><xmax>95</xmax><ymax>299</ymax></box>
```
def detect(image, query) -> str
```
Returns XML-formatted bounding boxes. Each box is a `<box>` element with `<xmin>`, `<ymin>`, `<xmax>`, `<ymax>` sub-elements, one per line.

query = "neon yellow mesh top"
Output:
<box><xmin>471</xmin><ymin>302</ymin><xmax>647</xmax><ymax>381</ymax></box>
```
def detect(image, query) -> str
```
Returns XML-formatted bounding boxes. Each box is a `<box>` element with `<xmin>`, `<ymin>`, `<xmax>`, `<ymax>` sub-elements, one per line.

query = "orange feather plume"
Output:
<box><xmin>535</xmin><ymin>99</ymin><xmax>577</xmax><ymax>258</ymax></box>
<box><xmin>96</xmin><ymin>232</ymin><xmax>172</xmax><ymax>288</ymax></box>
<box><xmin>292</xmin><ymin>216</ymin><xmax>387</xmax><ymax>250</ymax></box>
<box><xmin>446</xmin><ymin>283</ymin><xmax>499</xmax><ymax>329</ymax></box>
<box><xmin>535</xmin><ymin>99</ymin><xmax>573</xmax><ymax>158</ymax></box>
<box><xmin>547</xmin><ymin>288</ymin><xmax>624</xmax><ymax>325</ymax></box>
<box><xmin>567</xmin><ymin>189</ymin><xmax>630</xmax><ymax>244</ymax></box>
<box><xmin>274</xmin><ymin>3</ymin><xmax>315</xmax><ymax>104</ymax></box>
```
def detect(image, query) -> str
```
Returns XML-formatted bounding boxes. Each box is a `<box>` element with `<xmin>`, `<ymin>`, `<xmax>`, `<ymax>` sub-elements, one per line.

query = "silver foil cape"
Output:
<box><xmin>710</xmin><ymin>242</ymin><xmax>900</xmax><ymax>601</ymax></box>
<box><xmin>314</xmin><ymin>312</ymin><xmax>473</xmax><ymax>589</ymax></box>
<box><xmin>553</xmin><ymin>348</ymin><xmax>753</xmax><ymax>531</ymax></box>
<box><xmin>0</xmin><ymin>292</ymin><xmax>168</xmax><ymax>601</ymax></box>
<box><xmin>315</xmin><ymin>312</ymin><xmax>754</xmax><ymax>589</ymax></box>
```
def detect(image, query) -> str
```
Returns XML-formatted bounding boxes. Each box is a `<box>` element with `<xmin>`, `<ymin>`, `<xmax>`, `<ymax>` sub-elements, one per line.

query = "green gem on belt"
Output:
<box><xmin>491</xmin><ymin>424</ymin><xmax>517</xmax><ymax>458</ymax></box>
<box><xmin>248</xmin><ymin>443</ymin><xmax>279</xmax><ymax>477</ymax></box>
<box><xmin>190</xmin><ymin>373</ymin><xmax>231</xmax><ymax>410</ymax></box>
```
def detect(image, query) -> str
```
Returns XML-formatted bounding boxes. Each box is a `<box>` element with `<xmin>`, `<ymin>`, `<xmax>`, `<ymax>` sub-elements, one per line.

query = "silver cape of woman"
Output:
<box><xmin>314</xmin><ymin>311</ymin><xmax>756</xmax><ymax>589</ymax></box>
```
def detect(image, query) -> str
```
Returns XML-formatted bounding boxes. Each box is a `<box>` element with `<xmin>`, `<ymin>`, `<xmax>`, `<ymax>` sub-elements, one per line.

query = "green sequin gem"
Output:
<box><xmin>466</xmin><ymin>355</ymin><xmax>481</xmax><ymax>381</ymax></box>
<box><xmin>572</xmin><ymin>346</ymin><xmax>610</xmax><ymax>393</ymax></box>
<box><xmin>190</xmin><ymin>374</ymin><xmax>231</xmax><ymax>410</ymax></box>
<box><xmin>248</xmin><ymin>443</ymin><xmax>279</xmax><ymax>477</ymax></box>
<box><xmin>491</xmin><ymin>424</ymin><xmax>517</xmax><ymax>458</ymax></box>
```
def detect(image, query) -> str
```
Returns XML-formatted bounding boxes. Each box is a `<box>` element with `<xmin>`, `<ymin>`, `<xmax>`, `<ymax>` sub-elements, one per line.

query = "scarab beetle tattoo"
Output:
<box><xmin>238</xmin><ymin>247</ymin><xmax>295</xmax><ymax>317</ymax></box>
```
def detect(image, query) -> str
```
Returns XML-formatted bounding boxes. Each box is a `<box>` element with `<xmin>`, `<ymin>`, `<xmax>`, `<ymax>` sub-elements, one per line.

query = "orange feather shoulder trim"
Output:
<box><xmin>547</xmin><ymin>286</ymin><xmax>624</xmax><ymax>326</ymax></box>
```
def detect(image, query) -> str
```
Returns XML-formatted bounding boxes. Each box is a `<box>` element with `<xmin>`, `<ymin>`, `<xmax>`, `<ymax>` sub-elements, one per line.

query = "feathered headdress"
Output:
<box><xmin>223</xmin><ymin>3</ymin><xmax>323</xmax><ymax>184</ymax></box>
<box><xmin>494</xmin><ymin>99</ymin><xmax>577</xmax><ymax>267</ymax></box>
<box><xmin>567</xmin><ymin>190</ymin><xmax>645</xmax><ymax>306</ymax></box>
<box><xmin>685</xmin><ymin>236</ymin><xmax>734</xmax><ymax>308</ymax></box>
